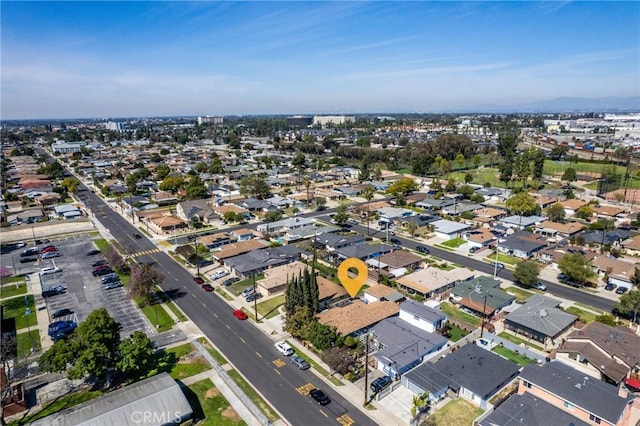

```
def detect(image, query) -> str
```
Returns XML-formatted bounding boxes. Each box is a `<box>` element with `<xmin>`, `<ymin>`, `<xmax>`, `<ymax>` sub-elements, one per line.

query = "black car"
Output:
<box><xmin>416</xmin><ymin>245</ymin><xmax>430</xmax><ymax>254</ymax></box>
<box><xmin>370</xmin><ymin>375</ymin><xmax>393</xmax><ymax>393</ymax></box>
<box><xmin>86</xmin><ymin>249</ymin><xmax>101</xmax><ymax>256</ymax></box>
<box><xmin>20</xmin><ymin>257</ymin><xmax>38</xmax><ymax>263</ymax></box>
<box><xmin>615</xmin><ymin>286</ymin><xmax>629</xmax><ymax>295</ymax></box>
<box><xmin>51</xmin><ymin>308</ymin><xmax>73</xmax><ymax>319</ymax></box>
<box><xmin>91</xmin><ymin>259</ymin><xmax>107</xmax><ymax>267</ymax></box>
<box><xmin>133</xmin><ymin>233</ymin><xmax>142</xmax><ymax>239</ymax></box>
<box><xmin>21</xmin><ymin>247</ymin><xmax>39</xmax><ymax>257</ymax></box>
<box><xmin>604</xmin><ymin>283</ymin><xmax>617</xmax><ymax>291</ymax></box>
<box><xmin>309</xmin><ymin>389</ymin><xmax>331</xmax><ymax>406</ymax></box>
<box><xmin>390</xmin><ymin>237</ymin><xmax>402</xmax><ymax>245</ymax></box>
<box><xmin>222</xmin><ymin>277</ymin><xmax>240</xmax><ymax>286</ymax></box>
<box><xmin>93</xmin><ymin>268</ymin><xmax>114</xmax><ymax>277</ymax></box>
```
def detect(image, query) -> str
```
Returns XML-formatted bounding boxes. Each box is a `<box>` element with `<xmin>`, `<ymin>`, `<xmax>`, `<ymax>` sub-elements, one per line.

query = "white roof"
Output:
<box><xmin>431</xmin><ymin>219</ymin><xmax>470</xmax><ymax>234</ymax></box>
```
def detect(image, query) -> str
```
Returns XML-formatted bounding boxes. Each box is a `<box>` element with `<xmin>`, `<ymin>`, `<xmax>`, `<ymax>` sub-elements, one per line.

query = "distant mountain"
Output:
<box><xmin>451</xmin><ymin>96</ymin><xmax>640</xmax><ymax>113</ymax></box>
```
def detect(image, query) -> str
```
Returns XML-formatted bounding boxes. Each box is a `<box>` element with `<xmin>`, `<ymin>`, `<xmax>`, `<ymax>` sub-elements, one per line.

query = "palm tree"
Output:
<box><xmin>302</xmin><ymin>176</ymin><xmax>312</xmax><ymax>208</ymax></box>
<box><xmin>363</xmin><ymin>187</ymin><xmax>375</xmax><ymax>236</ymax></box>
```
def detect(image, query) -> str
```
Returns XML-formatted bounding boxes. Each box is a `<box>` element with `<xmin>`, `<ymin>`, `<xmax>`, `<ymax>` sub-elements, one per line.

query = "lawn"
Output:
<box><xmin>227</xmin><ymin>370</ymin><xmax>279</xmax><ymax>423</ymax></box>
<box><xmin>0</xmin><ymin>282</ymin><xmax>27</xmax><ymax>299</ymax></box>
<box><xmin>93</xmin><ymin>238</ymin><xmax>109</xmax><ymax>252</ymax></box>
<box><xmin>183</xmin><ymin>378</ymin><xmax>246</xmax><ymax>426</ymax></box>
<box><xmin>428</xmin><ymin>398</ymin><xmax>484</xmax><ymax>426</ymax></box>
<box><xmin>226</xmin><ymin>274</ymin><xmax>265</xmax><ymax>297</ymax></box>
<box><xmin>1</xmin><ymin>295</ymin><xmax>37</xmax><ymax>330</ymax></box>
<box><xmin>139</xmin><ymin>302</ymin><xmax>174</xmax><ymax>332</ymax></box>
<box><xmin>447</xmin><ymin>325</ymin><xmax>468</xmax><ymax>342</ymax></box>
<box><xmin>504</xmin><ymin>286</ymin><xmax>535</xmax><ymax>303</ymax></box>
<box><xmin>485</xmin><ymin>252</ymin><xmax>518</xmax><ymax>265</ymax></box>
<box><xmin>286</xmin><ymin>341</ymin><xmax>344</xmax><ymax>386</ymax></box>
<box><xmin>442</xmin><ymin>237</ymin><xmax>466</xmax><ymax>248</ymax></box>
<box><xmin>301</xmin><ymin>259</ymin><xmax>335</xmax><ymax>279</ymax></box>
<box><xmin>439</xmin><ymin>302</ymin><xmax>481</xmax><ymax>327</ymax></box>
<box><xmin>155</xmin><ymin>287</ymin><xmax>187</xmax><ymax>321</ymax></box>
<box><xmin>17</xmin><ymin>329</ymin><xmax>41</xmax><ymax>358</ymax></box>
<box><xmin>256</xmin><ymin>295</ymin><xmax>285</xmax><ymax>320</ymax></box>
<box><xmin>498</xmin><ymin>332</ymin><xmax>543</xmax><ymax>351</ymax></box>
<box><xmin>196</xmin><ymin>337</ymin><xmax>228</xmax><ymax>365</ymax></box>
<box><xmin>165</xmin><ymin>343</ymin><xmax>212</xmax><ymax>380</ymax></box>
<box><xmin>565</xmin><ymin>306</ymin><xmax>597</xmax><ymax>324</ymax></box>
<box><xmin>492</xmin><ymin>346</ymin><xmax>536</xmax><ymax>367</ymax></box>
<box><xmin>9</xmin><ymin>390</ymin><xmax>103</xmax><ymax>425</ymax></box>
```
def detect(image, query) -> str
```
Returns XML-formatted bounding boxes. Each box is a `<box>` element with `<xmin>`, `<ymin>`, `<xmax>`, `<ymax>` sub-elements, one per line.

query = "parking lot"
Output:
<box><xmin>6</xmin><ymin>234</ymin><xmax>155</xmax><ymax>339</ymax></box>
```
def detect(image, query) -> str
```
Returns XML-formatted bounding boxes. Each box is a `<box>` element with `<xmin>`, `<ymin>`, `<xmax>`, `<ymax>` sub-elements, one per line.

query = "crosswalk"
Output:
<box><xmin>131</xmin><ymin>248</ymin><xmax>162</xmax><ymax>257</ymax></box>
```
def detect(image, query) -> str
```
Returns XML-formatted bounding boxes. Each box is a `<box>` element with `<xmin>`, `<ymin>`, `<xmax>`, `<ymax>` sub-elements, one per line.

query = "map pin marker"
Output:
<box><xmin>338</xmin><ymin>257</ymin><xmax>368</xmax><ymax>298</ymax></box>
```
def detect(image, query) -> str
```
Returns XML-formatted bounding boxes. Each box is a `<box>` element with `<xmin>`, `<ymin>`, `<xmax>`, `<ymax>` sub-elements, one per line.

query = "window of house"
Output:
<box><xmin>522</xmin><ymin>381</ymin><xmax>531</xmax><ymax>389</ymax></box>
<box><xmin>563</xmin><ymin>401</ymin><xmax>574</xmax><ymax>410</ymax></box>
<box><xmin>413</xmin><ymin>315</ymin><xmax>420</xmax><ymax>321</ymax></box>
<box><xmin>589</xmin><ymin>414</ymin><xmax>601</xmax><ymax>424</ymax></box>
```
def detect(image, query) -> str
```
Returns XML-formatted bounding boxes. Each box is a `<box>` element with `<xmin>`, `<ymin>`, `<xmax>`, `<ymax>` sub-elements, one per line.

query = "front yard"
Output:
<box><xmin>427</xmin><ymin>398</ymin><xmax>484</xmax><ymax>426</ymax></box>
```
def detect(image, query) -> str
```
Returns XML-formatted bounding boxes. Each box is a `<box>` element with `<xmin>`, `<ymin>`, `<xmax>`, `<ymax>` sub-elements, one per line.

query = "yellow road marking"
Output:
<box><xmin>296</xmin><ymin>383</ymin><xmax>315</xmax><ymax>396</ymax></box>
<box><xmin>337</xmin><ymin>414</ymin><xmax>354</xmax><ymax>425</ymax></box>
<box><xmin>273</xmin><ymin>359</ymin><xmax>286</xmax><ymax>367</ymax></box>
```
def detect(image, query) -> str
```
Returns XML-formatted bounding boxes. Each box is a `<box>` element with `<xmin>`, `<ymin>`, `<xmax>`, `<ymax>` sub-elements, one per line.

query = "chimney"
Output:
<box><xmin>618</xmin><ymin>386</ymin><xmax>629</xmax><ymax>399</ymax></box>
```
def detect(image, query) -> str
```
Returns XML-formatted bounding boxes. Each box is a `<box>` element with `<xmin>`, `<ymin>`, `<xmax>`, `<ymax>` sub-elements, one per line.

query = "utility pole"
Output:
<box><xmin>363</xmin><ymin>333</ymin><xmax>370</xmax><ymax>406</ymax></box>
<box><xmin>252</xmin><ymin>272</ymin><xmax>258</xmax><ymax>320</ymax></box>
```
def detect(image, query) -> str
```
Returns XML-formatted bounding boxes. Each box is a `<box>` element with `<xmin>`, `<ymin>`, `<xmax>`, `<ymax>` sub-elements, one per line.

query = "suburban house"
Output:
<box><xmin>212</xmin><ymin>204</ymin><xmax>250</xmax><ymax>220</ymax></box>
<box><xmin>535</xmin><ymin>195</ymin><xmax>559</xmax><ymax>209</ymax></box>
<box><xmin>395</xmin><ymin>267</ymin><xmax>475</xmax><ymax>299</ymax></box>
<box><xmin>376</xmin><ymin>206</ymin><xmax>415</xmax><ymax>223</ymax></box>
<box><xmin>430</xmin><ymin>219</ymin><xmax>471</xmax><ymax>240</ymax></box>
<box><xmin>472</xmin><ymin>207</ymin><xmax>508</xmax><ymax>226</ymax></box>
<box><xmin>497</xmin><ymin>231</ymin><xmax>548</xmax><ymax>259</ymax></box>
<box><xmin>52</xmin><ymin>204</ymin><xmax>83</xmax><ymax>219</ymax></box>
<box><xmin>533</xmin><ymin>220</ymin><xmax>585</xmax><ymax>240</ymax></box>
<box><xmin>593</xmin><ymin>205</ymin><xmax>627</xmax><ymax>221</ymax></box>
<box><xmin>621</xmin><ymin>235</ymin><xmax>640</xmax><ymax>256</ymax></box>
<box><xmin>441</xmin><ymin>201</ymin><xmax>482</xmax><ymax>217</ymax></box>
<box><xmin>313</xmin><ymin>233</ymin><xmax>367</xmax><ymax>252</ymax></box>
<box><xmin>230</xmin><ymin>228</ymin><xmax>255</xmax><ymax>241</ymax></box>
<box><xmin>463</xmin><ymin>228</ymin><xmax>497</xmax><ymax>250</ymax></box>
<box><xmin>518</xmin><ymin>361</ymin><xmax>640</xmax><ymax>426</ymax></box>
<box><xmin>196</xmin><ymin>232</ymin><xmax>235</xmax><ymax>250</ymax></box>
<box><xmin>559</xmin><ymin>199</ymin><xmax>588</xmax><ymax>217</ymax></box>
<box><xmin>415</xmin><ymin>197</ymin><xmax>454</xmax><ymax>211</ymax></box>
<box><xmin>371</xmin><ymin>317</ymin><xmax>448</xmax><ymax>379</ymax></box>
<box><xmin>238</xmin><ymin>197</ymin><xmax>277</xmax><ymax>213</ymax></box>
<box><xmin>539</xmin><ymin>245</ymin><xmax>596</xmax><ymax>268</ymax></box>
<box><xmin>398</xmin><ymin>213</ymin><xmax>439</xmax><ymax>230</ymax></box>
<box><xmin>498</xmin><ymin>215</ymin><xmax>546</xmax><ymax>231</ymax></box>
<box><xmin>363</xmin><ymin>284</ymin><xmax>405</xmax><ymax>304</ymax></box>
<box><xmin>474</xmin><ymin>187</ymin><xmax>507</xmax><ymax>201</ymax></box>
<box><xmin>590</xmin><ymin>256</ymin><xmax>638</xmax><ymax>291</ymax></box>
<box><xmin>335</xmin><ymin>243</ymin><xmax>393</xmax><ymax>261</ymax></box>
<box><xmin>144</xmin><ymin>213</ymin><xmax>188</xmax><ymax>235</ymax></box>
<box><xmin>7</xmin><ymin>208</ymin><xmax>45</xmax><ymax>225</ymax></box>
<box><xmin>398</xmin><ymin>299</ymin><xmax>446</xmax><ymax>333</ymax></box>
<box><xmin>151</xmin><ymin>190</ymin><xmax>178</xmax><ymax>206</ymax></box>
<box><xmin>451</xmin><ymin>276</ymin><xmax>515</xmax><ymax>319</ymax></box>
<box><xmin>582</xmin><ymin>229</ymin><xmax>632</xmax><ymax>248</ymax></box>
<box><xmin>366</xmin><ymin>250</ymin><xmax>422</xmax><ymax>277</ymax></box>
<box><xmin>175</xmin><ymin>199</ymin><xmax>217</xmax><ymax>224</ymax></box>
<box><xmin>504</xmin><ymin>295</ymin><xmax>577</xmax><ymax>346</ymax></box>
<box><xmin>212</xmin><ymin>239</ymin><xmax>269</xmax><ymax>262</ymax></box>
<box><xmin>256</xmin><ymin>261</ymin><xmax>308</xmax><ymax>297</ymax></box>
<box><xmin>557</xmin><ymin>322</ymin><xmax>640</xmax><ymax>386</ymax></box>
<box><xmin>317</xmin><ymin>276</ymin><xmax>350</xmax><ymax>311</ymax></box>
<box><xmin>316</xmin><ymin>300</ymin><xmax>400</xmax><ymax>337</ymax></box>
<box><xmin>403</xmin><ymin>343</ymin><xmax>520</xmax><ymax>409</ymax></box>
<box><xmin>256</xmin><ymin>217</ymin><xmax>315</xmax><ymax>235</ymax></box>
<box><xmin>480</xmin><ymin>392</ymin><xmax>591</xmax><ymax>426</ymax></box>
<box><xmin>224</xmin><ymin>245</ymin><xmax>305</xmax><ymax>277</ymax></box>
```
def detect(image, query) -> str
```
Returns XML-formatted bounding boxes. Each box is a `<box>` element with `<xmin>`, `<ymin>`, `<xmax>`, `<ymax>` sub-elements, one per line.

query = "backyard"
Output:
<box><xmin>492</xmin><ymin>345</ymin><xmax>537</xmax><ymax>367</ymax></box>
<box><xmin>427</xmin><ymin>398</ymin><xmax>484</xmax><ymax>426</ymax></box>
<box><xmin>498</xmin><ymin>332</ymin><xmax>543</xmax><ymax>351</ymax></box>
<box><xmin>439</xmin><ymin>302</ymin><xmax>481</xmax><ymax>327</ymax></box>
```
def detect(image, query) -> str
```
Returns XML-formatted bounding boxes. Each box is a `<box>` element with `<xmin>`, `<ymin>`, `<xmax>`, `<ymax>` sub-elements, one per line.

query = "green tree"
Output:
<box><xmin>455</xmin><ymin>153</ymin><xmax>465</xmax><ymax>171</ymax></box>
<box><xmin>154</xmin><ymin>164</ymin><xmax>171</xmax><ymax>180</ymax></box>
<box><xmin>185</xmin><ymin>175</ymin><xmax>209</xmax><ymax>200</ymax></box>
<box><xmin>386</xmin><ymin>178</ymin><xmax>419</xmax><ymax>196</ymax></box>
<box><xmin>576</xmin><ymin>205</ymin><xmax>594</xmax><ymax>220</ymax></box>
<box><xmin>457</xmin><ymin>184</ymin><xmax>475</xmax><ymax>199</ymax></box>
<box><xmin>595</xmin><ymin>314</ymin><xmax>617</xmax><ymax>327</ymax></box>
<box><xmin>558</xmin><ymin>253</ymin><xmax>595</xmax><ymax>285</ymax></box>
<box><xmin>513</xmin><ymin>261</ymin><xmax>540</xmax><ymax>288</ymax></box>
<box><xmin>292</xmin><ymin>152</ymin><xmax>306</xmax><ymax>167</ymax></box>
<box><xmin>532</xmin><ymin>149</ymin><xmax>546</xmax><ymax>185</ymax></box>
<box><xmin>60</xmin><ymin>177</ymin><xmax>80</xmax><ymax>193</ymax></box>
<box><xmin>223</xmin><ymin>211</ymin><xmax>242</xmax><ymax>223</ymax></box>
<box><xmin>444</xmin><ymin>178</ymin><xmax>456</xmax><ymax>193</ymax></box>
<box><xmin>284</xmin><ymin>305</ymin><xmax>314</xmax><ymax>339</ymax></box>
<box><xmin>129</xmin><ymin>264</ymin><xmax>165</xmax><ymax>304</ymax></box>
<box><xmin>305</xmin><ymin>321</ymin><xmax>339</xmax><ymax>350</ymax></box>
<box><xmin>263</xmin><ymin>210</ymin><xmax>283</xmax><ymax>222</ymax></box>
<box><xmin>617</xmin><ymin>288</ymin><xmax>640</xmax><ymax>324</ymax></box>
<box><xmin>411</xmin><ymin>391</ymin><xmax>430</xmax><ymax>422</ymax></box>
<box><xmin>159</xmin><ymin>176</ymin><xmax>184</xmax><ymax>193</ymax></box>
<box><xmin>117</xmin><ymin>331</ymin><xmax>154</xmax><ymax>379</ymax></box>
<box><xmin>240</xmin><ymin>176</ymin><xmax>270</xmax><ymax>199</ymax></box>
<box><xmin>562</xmin><ymin>167</ymin><xmax>577</xmax><ymax>183</ymax></box>
<box><xmin>464</xmin><ymin>172</ymin><xmax>473</xmax><ymax>184</ymax></box>
<box><xmin>545</xmin><ymin>203</ymin><xmax>566</xmax><ymax>222</ymax></box>
<box><xmin>505</xmin><ymin>192</ymin><xmax>538</xmax><ymax>216</ymax></box>
<box><xmin>472</xmin><ymin>154</ymin><xmax>482</xmax><ymax>169</ymax></box>
<box><xmin>333</xmin><ymin>204</ymin><xmax>349</xmax><ymax>225</ymax></box>
<box><xmin>363</xmin><ymin>186</ymin><xmax>375</xmax><ymax>236</ymax></box>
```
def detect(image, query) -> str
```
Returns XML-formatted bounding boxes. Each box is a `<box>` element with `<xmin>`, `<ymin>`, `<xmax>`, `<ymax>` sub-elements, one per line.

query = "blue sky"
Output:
<box><xmin>1</xmin><ymin>1</ymin><xmax>638</xmax><ymax>119</ymax></box>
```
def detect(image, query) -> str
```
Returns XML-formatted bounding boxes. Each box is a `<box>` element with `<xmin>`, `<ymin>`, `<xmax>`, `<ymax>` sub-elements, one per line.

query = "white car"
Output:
<box><xmin>40</xmin><ymin>267</ymin><xmax>62</xmax><ymax>275</ymax></box>
<box><xmin>210</xmin><ymin>270</ymin><xmax>229</xmax><ymax>280</ymax></box>
<box><xmin>275</xmin><ymin>341</ymin><xmax>294</xmax><ymax>356</ymax></box>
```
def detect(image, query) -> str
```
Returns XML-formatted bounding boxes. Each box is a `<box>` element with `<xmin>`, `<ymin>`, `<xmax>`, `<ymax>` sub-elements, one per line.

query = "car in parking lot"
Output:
<box><xmin>309</xmin><ymin>389</ymin><xmax>330</xmax><ymax>406</ymax></box>
<box><xmin>86</xmin><ymin>249</ymin><xmax>101</xmax><ymax>256</ymax></box>
<box><xmin>93</xmin><ymin>267</ymin><xmax>114</xmax><ymax>276</ymax></box>
<box><xmin>193</xmin><ymin>276</ymin><xmax>205</xmax><ymax>285</ymax></box>
<box><xmin>40</xmin><ymin>267</ymin><xmax>62</xmax><ymax>275</ymax></box>
<box><xmin>20</xmin><ymin>257</ymin><xmax>38</xmax><ymax>264</ymax></box>
<box><xmin>202</xmin><ymin>284</ymin><xmax>214</xmax><ymax>292</ymax></box>
<box><xmin>41</xmin><ymin>251</ymin><xmax>60</xmax><ymax>259</ymax></box>
<box><xmin>103</xmin><ymin>281</ymin><xmax>123</xmax><ymax>290</ymax></box>
<box><xmin>232</xmin><ymin>309</ymin><xmax>248</xmax><ymax>320</ymax></box>
<box><xmin>290</xmin><ymin>355</ymin><xmax>310</xmax><ymax>370</ymax></box>
<box><xmin>416</xmin><ymin>245</ymin><xmax>430</xmax><ymax>254</ymax></box>
<box><xmin>21</xmin><ymin>247</ymin><xmax>39</xmax><ymax>257</ymax></box>
<box><xmin>275</xmin><ymin>341</ymin><xmax>294</xmax><ymax>356</ymax></box>
<box><xmin>48</xmin><ymin>320</ymin><xmax>76</xmax><ymax>336</ymax></box>
<box><xmin>222</xmin><ymin>277</ymin><xmax>240</xmax><ymax>287</ymax></box>
<box><xmin>42</xmin><ymin>284</ymin><xmax>67</xmax><ymax>297</ymax></box>
<box><xmin>604</xmin><ymin>282</ymin><xmax>617</xmax><ymax>291</ymax></box>
<box><xmin>370</xmin><ymin>376</ymin><xmax>393</xmax><ymax>393</ymax></box>
<box><xmin>616</xmin><ymin>286</ymin><xmax>629</xmax><ymax>295</ymax></box>
<box><xmin>101</xmin><ymin>274</ymin><xmax>119</xmax><ymax>284</ymax></box>
<box><xmin>51</xmin><ymin>308</ymin><xmax>74</xmax><ymax>319</ymax></box>
<box><xmin>490</xmin><ymin>261</ymin><xmax>505</xmax><ymax>270</ymax></box>
<box><xmin>91</xmin><ymin>259</ymin><xmax>107</xmax><ymax>267</ymax></box>
<box><xmin>210</xmin><ymin>270</ymin><xmax>229</xmax><ymax>280</ymax></box>
<box><xmin>41</xmin><ymin>246</ymin><xmax>57</xmax><ymax>254</ymax></box>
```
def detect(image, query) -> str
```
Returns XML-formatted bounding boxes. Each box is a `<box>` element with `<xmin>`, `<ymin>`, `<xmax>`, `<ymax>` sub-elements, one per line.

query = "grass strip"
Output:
<box><xmin>497</xmin><ymin>332</ymin><xmax>543</xmax><ymax>351</ymax></box>
<box><xmin>196</xmin><ymin>337</ymin><xmax>228</xmax><ymax>365</ymax></box>
<box><xmin>227</xmin><ymin>370</ymin><xmax>279</xmax><ymax>423</ymax></box>
<box><xmin>286</xmin><ymin>341</ymin><xmax>344</xmax><ymax>386</ymax></box>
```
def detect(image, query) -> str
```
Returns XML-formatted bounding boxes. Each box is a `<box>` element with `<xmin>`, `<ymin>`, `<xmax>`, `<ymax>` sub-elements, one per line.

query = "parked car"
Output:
<box><xmin>41</xmin><ymin>251</ymin><xmax>60</xmax><ymax>259</ymax></box>
<box><xmin>42</xmin><ymin>285</ymin><xmax>66</xmax><ymax>297</ymax></box>
<box><xmin>604</xmin><ymin>283</ymin><xmax>617</xmax><ymax>291</ymax></box>
<box><xmin>245</xmin><ymin>292</ymin><xmax>262</xmax><ymax>303</ymax></box>
<box><xmin>91</xmin><ymin>259</ymin><xmax>107</xmax><ymax>267</ymax></box>
<box><xmin>370</xmin><ymin>376</ymin><xmax>393</xmax><ymax>393</ymax></box>
<box><xmin>469</xmin><ymin>246</ymin><xmax>481</xmax><ymax>253</ymax></box>
<box><xmin>103</xmin><ymin>281</ymin><xmax>123</xmax><ymax>290</ymax></box>
<box><xmin>48</xmin><ymin>320</ymin><xmax>76</xmax><ymax>336</ymax></box>
<box><xmin>534</xmin><ymin>282</ymin><xmax>547</xmax><ymax>291</ymax></box>
<box><xmin>40</xmin><ymin>267</ymin><xmax>62</xmax><ymax>275</ymax></box>
<box><xmin>133</xmin><ymin>233</ymin><xmax>142</xmax><ymax>239</ymax></box>
<box><xmin>309</xmin><ymin>389</ymin><xmax>331</xmax><ymax>406</ymax></box>
<box><xmin>86</xmin><ymin>249</ymin><xmax>101</xmax><ymax>256</ymax></box>
<box><xmin>490</xmin><ymin>261</ymin><xmax>505</xmax><ymax>270</ymax></box>
<box><xmin>241</xmin><ymin>287</ymin><xmax>255</xmax><ymax>297</ymax></box>
<box><xmin>222</xmin><ymin>277</ymin><xmax>240</xmax><ymax>287</ymax></box>
<box><xmin>390</xmin><ymin>237</ymin><xmax>402</xmax><ymax>245</ymax></box>
<box><xmin>615</xmin><ymin>286</ymin><xmax>629</xmax><ymax>295</ymax></box>
<box><xmin>347</xmin><ymin>219</ymin><xmax>358</xmax><ymax>226</ymax></box>
<box><xmin>416</xmin><ymin>245</ymin><xmax>430</xmax><ymax>254</ymax></box>
<box><xmin>51</xmin><ymin>308</ymin><xmax>73</xmax><ymax>319</ymax></box>
<box><xmin>232</xmin><ymin>309</ymin><xmax>248</xmax><ymax>320</ymax></box>
<box><xmin>19</xmin><ymin>257</ymin><xmax>38</xmax><ymax>264</ymax></box>
<box><xmin>93</xmin><ymin>268</ymin><xmax>114</xmax><ymax>276</ymax></box>
<box><xmin>193</xmin><ymin>277</ymin><xmax>205</xmax><ymax>285</ymax></box>
<box><xmin>202</xmin><ymin>284</ymin><xmax>214</xmax><ymax>292</ymax></box>
<box><xmin>21</xmin><ymin>247</ymin><xmax>39</xmax><ymax>257</ymax></box>
<box><xmin>275</xmin><ymin>341</ymin><xmax>294</xmax><ymax>356</ymax></box>
<box><xmin>41</xmin><ymin>246</ymin><xmax>57</xmax><ymax>254</ymax></box>
<box><xmin>101</xmin><ymin>274</ymin><xmax>119</xmax><ymax>284</ymax></box>
<box><xmin>290</xmin><ymin>355</ymin><xmax>310</xmax><ymax>370</ymax></box>
<box><xmin>210</xmin><ymin>270</ymin><xmax>229</xmax><ymax>280</ymax></box>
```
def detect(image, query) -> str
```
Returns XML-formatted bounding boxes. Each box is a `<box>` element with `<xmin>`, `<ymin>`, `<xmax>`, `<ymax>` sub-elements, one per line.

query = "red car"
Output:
<box><xmin>202</xmin><ymin>284</ymin><xmax>214</xmax><ymax>292</ymax></box>
<box><xmin>41</xmin><ymin>246</ymin><xmax>57</xmax><ymax>254</ymax></box>
<box><xmin>233</xmin><ymin>309</ymin><xmax>248</xmax><ymax>320</ymax></box>
<box><xmin>193</xmin><ymin>277</ymin><xmax>205</xmax><ymax>285</ymax></box>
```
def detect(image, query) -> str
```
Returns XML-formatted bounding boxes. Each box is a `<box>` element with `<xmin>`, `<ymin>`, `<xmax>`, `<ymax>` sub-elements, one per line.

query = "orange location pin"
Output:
<box><xmin>338</xmin><ymin>257</ymin><xmax>369</xmax><ymax>298</ymax></box>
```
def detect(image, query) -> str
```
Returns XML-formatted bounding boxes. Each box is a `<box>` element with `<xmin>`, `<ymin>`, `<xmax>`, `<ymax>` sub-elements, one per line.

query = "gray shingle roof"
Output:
<box><xmin>399</xmin><ymin>299</ymin><xmax>445</xmax><ymax>324</ymax></box>
<box><xmin>336</xmin><ymin>243</ymin><xmax>392</xmax><ymax>260</ymax></box>
<box><xmin>480</xmin><ymin>392</ymin><xmax>590</xmax><ymax>426</ymax></box>
<box><xmin>519</xmin><ymin>361</ymin><xmax>635</xmax><ymax>424</ymax></box>
<box><xmin>504</xmin><ymin>295</ymin><xmax>577</xmax><ymax>339</ymax></box>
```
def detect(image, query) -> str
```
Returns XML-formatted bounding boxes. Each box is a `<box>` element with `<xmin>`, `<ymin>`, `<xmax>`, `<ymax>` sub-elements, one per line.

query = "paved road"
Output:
<box><xmin>76</xmin><ymin>187</ymin><xmax>373</xmax><ymax>426</ymax></box>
